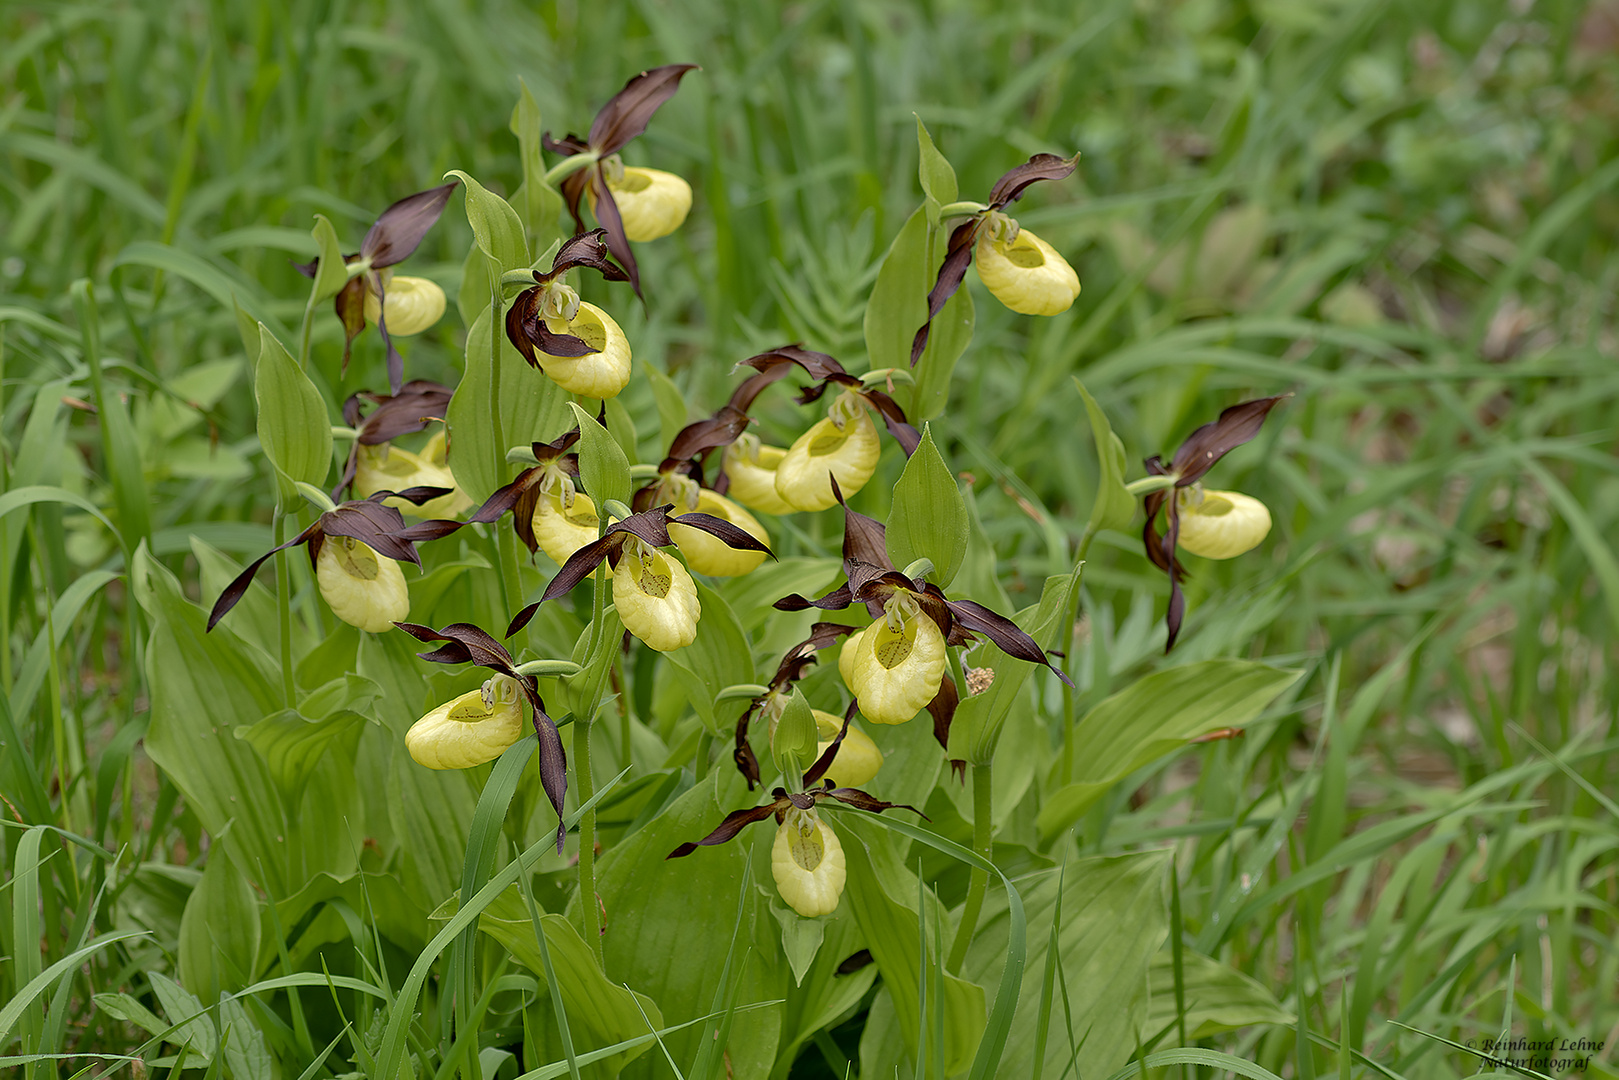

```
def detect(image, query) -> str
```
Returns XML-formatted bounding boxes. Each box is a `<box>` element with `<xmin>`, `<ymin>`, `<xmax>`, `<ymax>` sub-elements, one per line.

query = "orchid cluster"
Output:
<box><xmin>209</xmin><ymin>62</ymin><xmax>1288</xmax><ymax>933</ymax></box>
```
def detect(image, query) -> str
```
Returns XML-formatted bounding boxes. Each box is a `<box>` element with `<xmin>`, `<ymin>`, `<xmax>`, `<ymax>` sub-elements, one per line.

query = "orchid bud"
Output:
<box><xmin>841</xmin><ymin>593</ymin><xmax>947</xmax><ymax>725</ymax></box>
<box><xmin>537</xmin><ymin>301</ymin><xmax>633</xmax><ymax>399</ymax></box>
<box><xmin>771</xmin><ymin>806</ymin><xmax>846</xmax><ymax>917</ymax></box>
<box><xmin>722</xmin><ymin>436</ymin><xmax>795</xmax><ymax>516</ymax></box>
<box><xmin>405</xmin><ymin>673</ymin><xmax>525</xmax><ymax>770</ymax></box>
<box><xmin>667</xmin><ymin>489</ymin><xmax>771</xmax><ymax>576</ymax></box>
<box><xmin>771</xmin><ymin>690</ymin><xmax>817</xmax><ymax>768</ymax></box>
<box><xmin>315</xmin><ymin>536</ymin><xmax>410</xmax><ymax>633</ymax></box>
<box><xmin>1173</xmin><ymin>486</ymin><xmax>1272</xmax><ymax>560</ymax></box>
<box><xmin>363</xmin><ymin>274</ymin><xmax>448</xmax><ymax>335</ymax></box>
<box><xmin>974</xmin><ymin>225</ymin><xmax>1080</xmax><ymax>317</ymax></box>
<box><xmin>774</xmin><ymin>393</ymin><xmax>881</xmax><ymax>512</ymax></box>
<box><xmin>813</xmin><ymin>709</ymin><xmax>883</xmax><ymax>788</ymax></box>
<box><xmin>590</xmin><ymin>165</ymin><xmax>693</xmax><ymax>242</ymax></box>
<box><xmin>612</xmin><ymin>538</ymin><xmax>700</xmax><ymax>651</ymax></box>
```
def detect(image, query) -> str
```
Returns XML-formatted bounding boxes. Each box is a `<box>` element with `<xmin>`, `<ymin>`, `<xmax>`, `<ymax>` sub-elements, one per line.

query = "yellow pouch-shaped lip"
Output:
<box><xmin>590</xmin><ymin>166</ymin><xmax>693</xmax><ymax>242</ymax></box>
<box><xmin>612</xmin><ymin>546</ymin><xmax>701</xmax><ymax>652</ymax></box>
<box><xmin>533</xmin><ymin>490</ymin><xmax>603</xmax><ymax>574</ymax></box>
<box><xmin>812</xmin><ymin>709</ymin><xmax>883</xmax><ymax>788</ymax></box>
<box><xmin>538</xmin><ymin>302</ymin><xmax>632</xmax><ymax>399</ymax></box>
<box><xmin>363</xmin><ymin>274</ymin><xmax>448</xmax><ymax>335</ymax></box>
<box><xmin>406</xmin><ymin>677</ymin><xmax>526</xmax><ymax>770</ymax></box>
<box><xmin>668</xmin><ymin>489</ymin><xmax>770</xmax><ymax>576</ymax></box>
<box><xmin>354</xmin><ymin>443</ymin><xmax>470</xmax><ymax>519</ymax></box>
<box><xmin>844</xmin><ymin>610</ymin><xmax>946</xmax><ymax>725</ymax></box>
<box><xmin>1174</xmin><ymin>488</ymin><xmax>1272</xmax><ymax>559</ymax></box>
<box><xmin>774</xmin><ymin>409</ymin><xmax>880</xmax><ymax>512</ymax></box>
<box><xmin>975</xmin><ymin>227</ymin><xmax>1080</xmax><ymax>317</ymax></box>
<box><xmin>722</xmin><ymin>442</ymin><xmax>795</xmax><ymax>516</ymax></box>
<box><xmin>771</xmin><ymin>810</ymin><xmax>846</xmax><ymax>917</ymax></box>
<box><xmin>316</xmin><ymin>536</ymin><xmax>410</xmax><ymax>633</ymax></box>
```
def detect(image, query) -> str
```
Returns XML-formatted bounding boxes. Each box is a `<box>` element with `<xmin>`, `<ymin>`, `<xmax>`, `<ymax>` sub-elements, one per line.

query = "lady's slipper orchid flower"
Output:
<box><xmin>736</xmin><ymin>345</ymin><xmax>920</xmax><ymax>511</ymax></box>
<box><xmin>393</xmin><ymin>621</ymin><xmax>569</xmax><ymax>850</ymax></box>
<box><xmin>505</xmin><ymin>505</ymin><xmax>773</xmax><ymax>652</ymax></box>
<box><xmin>353</xmin><ymin>443</ymin><xmax>469</xmax><ymax>520</ymax></box>
<box><xmin>334</xmin><ymin>380</ymin><xmax>454</xmax><ymax>500</ymax></box>
<box><xmin>813</xmin><ymin>709</ymin><xmax>882</xmax><ymax>789</ymax></box>
<box><xmin>911</xmin><ymin>153</ymin><xmax>1080</xmax><ymax>363</ymax></box>
<box><xmin>293</xmin><ymin>182</ymin><xmax>458</xmax><ymax>392</ymax></box>
<box><xmin>721</xmin><ymin>435</ymin><xmax>795</xmax><ymax>515</ymax></box>
<box><xmin>587</xmin><ymin>161</ymin><xmax>692</xmax><ymax>242</ymax></box>
<box><xmin>505</xmin><ymin>231</ymin><xmax>633</xmax><ymax>399</ymax></box>
<box><xmin>207</xmin><ymin>489</ymin><xmax>464</xmax><ymax>635</ymax></box>
<box><xmin>1143</xmin><ymin>395</ymin><xmax>1286</xmax><ymax>651</ymax></box>
<box><xmin>544</xmin><ymin>64</ymin><xmax>699</xmax><ymax>295</ymax></box>
<box><xmin>669</xmin><ymin>729</ymin><xmax>921</xmax><ymax>918</ymax></box>
<box><xmin>730</xmin><ymin>623</ymin><xmax>860</xmax><ymax>788</ymax></box>
<box><xmin>777</xmin><ymin>486</ymin><xmax>1071</xmax><ymax>746</ymax></box>
<box><xmin>405</xmin><ymin>672</ymin><xmax>526</xmax><ymax>770</ymax></box>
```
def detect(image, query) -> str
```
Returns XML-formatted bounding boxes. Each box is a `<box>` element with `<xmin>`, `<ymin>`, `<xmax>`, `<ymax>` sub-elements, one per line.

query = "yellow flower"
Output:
<box><xmin>974</xmin><ymin>226</ymin><xmax>1080</xmax><ymax>317</ymax></box>
<box><xmin>612</xmin><ymin>539</ymin><xmax>700</xmax><ymax>651</ymax></box>
<box><xmin>722</xmin><ymin>436</ymin><xmax>795</xmax><ymax>516</ymax></box>
<box><xmin>771</xmin><ymin>807</ymin><xmax>846</xmax><ymax>917</ymax></box>
<box><xmin>1173</xmin><ymin>486</ymin><xmax>1272</xmax><ymax>560</ymax></box>
<box><xmin>775</xmin><ymin>393</ymin><xmax>881</xmax><ymax>512</ymax></box>
<box><xmin>316</xmin><ymin>536</ymin><xmax>409</xmax><ymax>633</ymax></box>
<box><xmin>363</xmin><ymin>273</ymin><xmax>448</xmax><ymax>335</ymax></box>
<box><xmin>537</xmin><ymin>302</ymin><xmax>632</xmax><ymax>399</ymax></box>
<box><xmin>667</xmin><ymin>489</ymin><xmax>770</xmax><ymax>576</ymax></box>
<box><xmin>840</xmin><ymin>593</ymin><xmax>947</xmax><ymax>725</ymax></box>
<box><xmin>353</xmin><ymin>443</ymin><xmax>470</xmax><ymax>519</ymax></box>
<box><xmin>589</xmin><ymin>166</ymin><xmax>693</xmax><ymax>242</ymax></box>
<box><xmin>813</xmin><ymin>709</ymin><xmax>883</xmax><ymax>788</ymax></box>
<box><xmin>405</xmin><ymin>673</ymin><xmax>526</xmax><ymax>769</ymax></box>
<box><xmin>532</xmin><ymin>486</ymin><xmax>602</xmax><ymax>570</ymax></box>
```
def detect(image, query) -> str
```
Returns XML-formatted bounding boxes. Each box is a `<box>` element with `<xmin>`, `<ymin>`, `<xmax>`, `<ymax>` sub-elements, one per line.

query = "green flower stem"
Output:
<box><xmin>1060</xmin><ymin>523</ymin><xmax>1097</xmax><ymax>786</ymax></box>
<box><xmin>946</xmin><ymin>761</ymin><xmax>994</xmax><ymax>973</ymax></box>
<box><xmin>272</xmin><ymin>507</ymin><xmax>296</xmax><ymax>707</ymax></box>
<box><xmin>574</xmin><ymin>567</ymin><xmax>611</xmax><ymax>968</ymax></box>
<box><xmin>694</xmin><ymin>731</ymin><xmax>713</xmax><ymax>782</ymax></box>
<box><xmin>496</xmin><ymin>526</ymin><xmax>525</xmax><ymax>621</ymax></box>
<box><xmin>297</xmin><ymin>276</ymin><xmax>319</xmax><ymax>372</ymax></box>
<box><xmin>544</xmin><ymin>152</ymin><xmax>600</xmax><ymax>188</ymax></box>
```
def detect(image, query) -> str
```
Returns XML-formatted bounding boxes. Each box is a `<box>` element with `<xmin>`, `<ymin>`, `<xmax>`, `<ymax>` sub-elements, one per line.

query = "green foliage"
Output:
<box><xmin>886</xmin><ymin>424</ymin><xmax>969</xmax><ymax>588</ymax></box>
<box><xmin>252</xmin><ymin>323</ymin><xmax>332</xmax><ymax>500</ymax></box>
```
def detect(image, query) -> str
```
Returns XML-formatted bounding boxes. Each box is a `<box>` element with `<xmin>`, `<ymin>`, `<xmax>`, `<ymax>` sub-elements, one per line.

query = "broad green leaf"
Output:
<box><xmin>253</xmin><ymin>323</ymin><xmax>331</xmax><ymax>501</ymax></box>
<box><xmin>642</xmin><ymin>359</ymin><xmax>690</xmax><ymax>455</ymax></box>
<box><xmin>915</xmin><ymin>116</ymin><xmax>958</xmax><ymax>212</ymax></box>
<box><xmin>948</xmin><ymin>573</ymin><xmax>1075</xmax><ymax>766</ymax></box>
<box><xmin>1075</xmin><ymin>379</ymin><xmax>1135</xmax><ymax>534</ymax></box>
<box><xmin>147</xmin><ymin>971</ymin><xmax>216</xmax><ymax>1058</ymax></box>
<box><xmin>510</xmin><ymin>79</ymin><xmax>563</xmax><ymax>243</ymax></box>
<box><xmin>446</xmin><ymin>169</ymin><xmax>529</xmax><ymax>271</ymax></box>
<box><xmin>0</xmin><ymin>931</ymin><xmax>148</xmax><ymax>1046</ymax></box>
<box><xmin>178</xmin><ymin>848</ymin><xmax>261</xmax><ymax>997</ymax></box>
<box><xmin>910</xmin><ymin>279</ymin><xmax>973</xmax><ymax>421</ymax></box>
<box><xmin>1146</xmin><ymin>949</ymin><xmax>1293</xmax><ymax>1039</ymax></box>
<box><xmin>434</xmin><ymin>886</ymin><xmax>662</xmax><ymax>1075</ymax></box>
<box><xmin>770</xmin><ymin>898</ymin><xmax>875</xmax><ymax>1074</ymax></box>
<box><xmin>568</xmin><ymin>401</ymin><xmax>632</xmax><ymax>511</ymax></box>
<box><xmin>590</xmin><ymin>773</ymin><xmax>783</xmax><ymax>1080</ymax></box>
<box><xmin>665</xmin><ymin>582</ymin><xmax>753</xmax><ymax>734</ymax></box>
<box><xmin>219</xmin><ymin>995</ymin><xmax>274</xmax><ymax>1080</ymax></box>
<box><xmin>446</xmin><ymin>304</ymin><xmax>569</xmax><ymax>502</ymax></box>
<box><xmin>457</xmin><ymin>239</ymin><xmax>491</xmax><ymax>327</ymax></box>
<box><xmin>864</xmin><ymin>207</ymin><xmax>929</xmax><ymax>374</ymax></box>
<box><xmin>885</xmin><ymin>423</ymin><xmax>968</xmax><ymax>588</ymax></box>
<box><xmin>309</xmin><ymin>214</ymin><xmax>348</xmax><ymax>302</ymax></box>
<box><xmin>715</xmin><ymin>556</ymin><xmax>841</xmax><ymax>633</ymax></box>
<box><xmin>235</xmin><ymin>707</ymin><xmax>368</xmax><ymax>809</ymax></box>
<box><xmin>1037</xmin><ymin>660</ymin><xmax>1300</xmax><ymax>841</ymax></box>
<box><xmin>840</xmin><ymin>816</ymin><xmax>984</xmax><ymax>1074</ymax></box>
<box><xmin>770</xmin><ymin>898</ymin><xmax>826</xmax><ymax>987</ymax></box>
<box><xmin>963</xmin><ymin>852</ymin><xmax>1170</xmax><ymax>1080</ymax></box>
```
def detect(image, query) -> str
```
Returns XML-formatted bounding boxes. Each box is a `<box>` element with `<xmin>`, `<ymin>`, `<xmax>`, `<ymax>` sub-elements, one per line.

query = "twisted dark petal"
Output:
<box><xmin>671</xmin><ymin>512</ymin><xmax>775</xmax><ymax>557</ymax></box>
<box><xmin>528</xmin><ymin>699</ymin><xmax>570</xmax><ymax>853</ymax></box>
<box><xmin>946</xmin><ymin>597</ymin><xmax>1074</xmax><ymax>685</ymax></box>
<box><xmin>511</xmin><ymin>483</ymin><xmax>546</xmax><ymax>554</ymax></box>
<box><xmin>666</xmin><ymin>406</ymin><xmax>753</xmax><ymax>463</ymax></box>
<box><xmin>374</xmin><ymin>278</ymin><xmax>404</xmax><ymax>395</ymax></box>
<box><xmin>360</xmin><ymin>181</ymin><xmax>458</xmax><ymax>268</ymax></box>
<box><xmin>861</xmin><ymin>390</ymin><xmax>920</xmax><ymax>455</ymax></box>
<box><xmin>588</xmin><ymin>64</ymin><xmax>700</xmax><ymax>155</ymax></box>
<box><xmin>291</xmin><ymin>258</ymin><xmax>319</xmax><ymax>279</ymax></box>
<box><xmin>836</xmin><ymin>950</ymin><xmax>875</xmax><ymax>975</ymax></box>
<box><xmin>542</xmin><ymin>131</ymin><xmax>590</xmax><ymax>156</ymax></box>
<box><xmin>773</xmin><ymin>582</ymin><xmax>854</xmax><ymax>612</ymax></box>
<box><xmin>335</xmin><ymin>276</ymin><xmax>367</xmax><ymax>376</ymax></box>
<box><xmin>397</xmin><ymin>518</ymin><xmax>465</xmax><ymax>545</ymax></box>
<box><xmin>737</xmin><ymin>344</ymin><xmax>849</xmax><ymax>384</ymax></box>
<box><xmin>911</xmin><ymin>584</ymin><xmax>959</xmax><ymax>643</ymax></box>
<box><xmin>505</xmin><ymin>602</ymin><xmax>542</xmax><ymax>639</ymax></box>
<box><xmin>528</xmin><ymin>315</ymin><xmax>598</xmax><ymax>359</ymax></box>
<box><xmin>986</xmin><ymin>152</ymin><xmax>1080</xmax><ymax>209</ymax></box>
<box><xmin>818</xmin><ymin>786</ymin><xmax>927</xmax><ymax>820</ymax></box>
<box><xmin>830</xmin><ymin>474</ymin><xmax>892</xmax><ymax>572</ymax></box>
<box><xmin>726</xmin><ymin>370</ymin><xmax>787</xmax><ymax>415</ymax></box>
<box><xmin>1163</xmin><ymin>499</ymin><xmax>1187</xmax><ymax>653</ymax></box>
<box><xmin>414</xmin><ymin>641</ymin><xmax>475</xmax><ymax>665</ymax></box>
<box><xmin>733</xmin><ymin>703</ymin><xmax>762</xmax><ymax>790</ymax></box>
<box><xmin>205</xmin><ymin>524</ymin><xmax>322</xmax><ymax>632</ymax></box>
<box><xmin>382</xmin><ymin>484</ymin><xmax>455</xmax><ymax>507</ymax></box>
<box><xmin>910</xmin><ymin>217</ymin><xmax>981</xmax><ymax>365</ymax></box>
<box><xmin>538</xmin><ymin>228</ymin><xmax>629</xmax><ymax>284</ymax></box>
<box><xmin>588</xmin><ymin>175</ymin><xmax>643</xmax><ymax>298</ymax></box>
<box><xmin>666</xmin><ymin>799</ymin><xmax>786</xmax><ymax>859</ymax></box>
<box><xmin>393</xmin><ymin>620</ymin><xmax>518</xmax><ymax>671</ymax></box>
<box><xmin>767</xmin><ymin>623</ymin><xmax>860</xmax><ymax>688</ymax></box>
<box><xmin>803</xmin><ymin>699</ymin><xmax>858</xmax><ymax>787</ymax></box>
<box><xmin>470</xmin><ymin>468</ymin><xmax>540</xmax><ymax>525</ymax></box>
<box><xmin>538</xmin><ymin>534</ymin><xmax>623</xmax><ymax>604</ymax></box>
<box><xmin>926</xmin><ymin>670</ymin><xmax>960</xmax><ymax>753</ymax></box>
<box><xmin>1167</xmin><ymin>395</ymin><xmax>1288</xmax><ymax>485</ymax></box>
<box><xmin>605</xmin><ymin>506</ymin><xmax>676</xmax><ymax>549</ymax></box>
<box><xmin>505</xmin><ymin>290</ymin><xmax>544</xmax><ymax>369</ymax></box>
<box><xmin>355</xmin><ymin>381</ymin><xmax>453</xmax><ymax>443</ymax></box>
<box><xmin>320</xmin><ymin>500</ymin><xmax>421</xmax><ymax>566</ymax></box>
<box><xmin>557</xmin><ymin>165</ymin><xmax>591</xmax><ymax>234</ymax></box>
